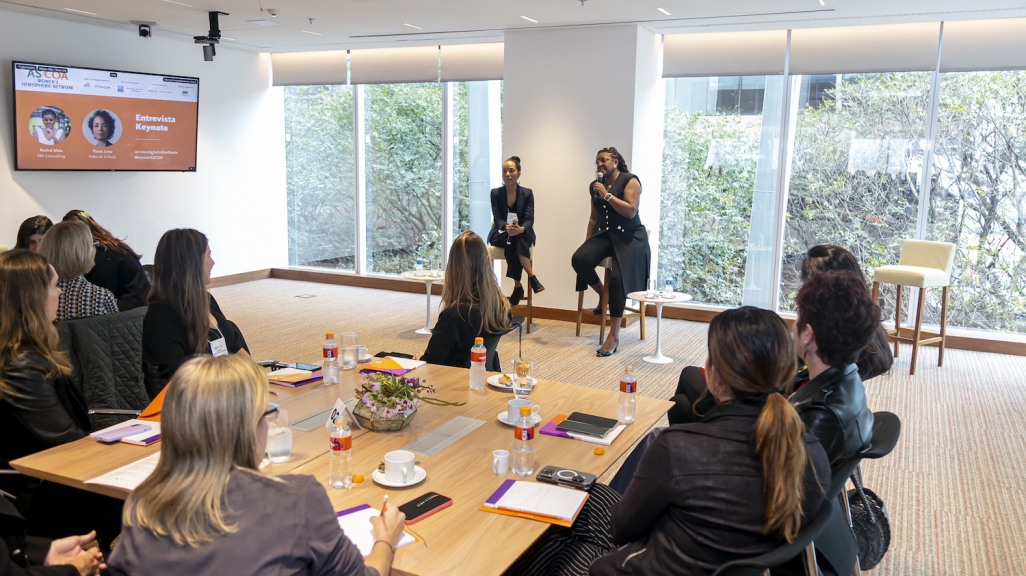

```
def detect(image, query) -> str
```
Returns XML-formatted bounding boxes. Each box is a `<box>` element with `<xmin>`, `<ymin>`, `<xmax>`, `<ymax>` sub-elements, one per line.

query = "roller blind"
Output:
<box><xmin>349</xmin><ymin>46</ymin><xmax>439</xmax><ymax>85</ymax></box>
<box><xmin>789</xmin><ymin>23</ymin><xmax>940</xmax><ymax>75</ymax></box>
<box><xmin>440</xmin><ymin>43</ymin><xmax>504</xmax><ymax>81</ymax></box>
<box><xmin>940</xmin><ymin>18</ymin><xmax>1026</xmax><ymax>72</ymax></box>
<box><xmin>271</xmin><ymin>50</ymin><xmax>348</xmax><ymax>86</ymax></box>
<box><xmin>663</xmin><ymin>30</ymin><xmax>787</xmax><ymax>77</ymax></box>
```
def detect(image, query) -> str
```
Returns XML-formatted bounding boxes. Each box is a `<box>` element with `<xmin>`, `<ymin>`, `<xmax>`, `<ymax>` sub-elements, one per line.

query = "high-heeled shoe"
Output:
<box><xmin>592</xmin><ymin>304</ymin><xmax>604</xmax><ymax>316</ymax></box>
<box><xmin>508</xmin><ymin>285</ymin><xmax>525</xmax><ymax>307</ymax></box>
<box><xmin>596</xmin><ymin>345</ymin><xmax>618</xmax><ymax>358</ymax></box>
<box><xmin>529</xmin><ymin>276</ymin><xmax>545</xmax><ymax>294</ymax></box>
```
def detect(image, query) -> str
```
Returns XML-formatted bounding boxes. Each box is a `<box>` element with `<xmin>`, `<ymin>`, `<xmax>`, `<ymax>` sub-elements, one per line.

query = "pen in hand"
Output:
<box><xmin>381</xmin><ymin>494</ymin><xmax>388</xmax><ymax>515</ymax></box>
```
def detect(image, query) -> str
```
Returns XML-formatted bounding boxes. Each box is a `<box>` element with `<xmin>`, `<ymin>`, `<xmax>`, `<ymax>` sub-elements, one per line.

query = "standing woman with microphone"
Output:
<box><xmin>571</xmin><ymin>147</ymin><xmax>650</xmax><ymax>357</ymax></box>
<box><xmin>487</xmin><ymin>156</ymin><xmax>543</xmax><ymax>306</ymax></box>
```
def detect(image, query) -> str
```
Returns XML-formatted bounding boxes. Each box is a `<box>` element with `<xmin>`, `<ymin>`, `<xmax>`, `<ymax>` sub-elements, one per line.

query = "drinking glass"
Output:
<box><xmin>511</xmin><ymin>359</ymin><xmax>534</xmax><ymax>400</ymax></box>
<box><xmin>266</xmin><ymin>408</ymin><xmax>292</xmax><ymax>463</ymax></box>
<box><xmin>646</xmin><ymin>279</ymin><xmax>657</xmax><ymax>299</ymax></box>
<box><xmin>340</xmin><ymin>332</ymin><xmax>358</xmax><ymax>370</ymax></box>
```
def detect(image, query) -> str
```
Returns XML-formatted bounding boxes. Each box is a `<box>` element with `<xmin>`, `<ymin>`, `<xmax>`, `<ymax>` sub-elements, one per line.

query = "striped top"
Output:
<box><xmin>57</xmin><ymin>275</ymin><xmax>119</xmax><ymax>320</ymax></box>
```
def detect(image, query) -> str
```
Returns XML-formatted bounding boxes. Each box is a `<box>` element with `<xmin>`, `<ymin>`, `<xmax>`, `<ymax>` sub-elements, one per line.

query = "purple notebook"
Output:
<box><xmin>539</xmin><ymin>421</ymin><xmax>572</xmax><ymax>439</ymax></box>
<box><xmin>485</xmin><ymin>479</ymin><xmax>516</xmax><ymax>506</ymax></box>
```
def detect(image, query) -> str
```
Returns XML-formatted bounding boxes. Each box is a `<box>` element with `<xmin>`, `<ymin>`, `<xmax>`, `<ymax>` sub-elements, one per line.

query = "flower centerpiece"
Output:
<box><xmin>353</xmin><ymin>372</ymin><xmax>465</xmax><ymax>432</ymax></box>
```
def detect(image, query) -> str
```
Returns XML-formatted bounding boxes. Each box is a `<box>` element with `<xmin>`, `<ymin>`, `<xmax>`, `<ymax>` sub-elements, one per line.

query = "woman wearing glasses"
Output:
<box><xmin>108</xmin><ymin>355</ymin><xmax>406</xmax><ymax>575</ymax></box>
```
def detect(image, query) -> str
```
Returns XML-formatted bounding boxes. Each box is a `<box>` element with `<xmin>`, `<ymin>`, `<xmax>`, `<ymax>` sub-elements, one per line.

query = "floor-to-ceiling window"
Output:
<box><xmin>452</xmin><ymin>80</ymin><xmax>502</xmax><ymax>242</ymax></box>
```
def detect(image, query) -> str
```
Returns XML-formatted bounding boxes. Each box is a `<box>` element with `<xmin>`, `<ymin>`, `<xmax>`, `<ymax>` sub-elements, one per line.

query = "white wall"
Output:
<box><xmin>503</xmin><ymin>25</ymin><xmax>664</xmax><ymax>311</ymax></box>
<box><xmin>0</xmin><ymin>9</ymin><xmax>287</xmax><ymax>276</ymax></box>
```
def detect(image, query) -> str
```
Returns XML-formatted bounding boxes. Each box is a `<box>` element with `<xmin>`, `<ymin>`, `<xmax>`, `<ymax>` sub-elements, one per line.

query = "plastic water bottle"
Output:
<box><xmin>512</xmin><ymin>406</ymin><xmax>535</xmax><ymax>477</ymax></box>
<box><xmin>663</xmin><ymin>279</ymin><xmax>674</xmax><ymax>297</ymax></box>
<box><xmin>328</xmin><ymin>419</ymin><xmax>353</xmax><ymax>489</ymax></box>
<box><xmin>322</xmin><ymin>332</ymin><xmax>339</xmax><ymax>386</ymax></box>
<box><xmin>415</xmin><ymin>253</ymin><xmax>423</xmax><ymax>274</ymax></box>
<box><xmin>469</xmin><ymin>337</ymin><xmax>486</xmax><ymax>390</ymax></box>
<box><xmin>618</xmin><ymin>366</ymin><xmax>637</xmax><ymax>425</ymax></box>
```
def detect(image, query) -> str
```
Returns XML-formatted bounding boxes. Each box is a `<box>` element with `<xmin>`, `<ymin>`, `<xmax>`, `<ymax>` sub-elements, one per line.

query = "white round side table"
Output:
<box><xmin>626</xmin><ymin>291</ymin><xmax>693</xmax><ymax>364</ymax></box>
<box><xmin>401</xmin><ymin>271</ymin><xmax>445</xmax><ymax>335</ymax></box>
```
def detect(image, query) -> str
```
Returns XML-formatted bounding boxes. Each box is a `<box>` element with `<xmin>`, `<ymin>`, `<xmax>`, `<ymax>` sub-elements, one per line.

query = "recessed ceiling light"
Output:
<box><xmin>247</xmin><ymin>19</ymin><xmax>280</xmax><ymax>26</ymax></box>
<box><xmin>656</xmin><ymin>7</ymin><xmax>671</xmax><ymax>15</ymax></box>
<box><xmin>162</xmin><ymin>0</ymin><xmax>193</xmax><ymax>6</ymax></box>
<box><xmin>221</xmin><ymin>36</ymin><xmax>235</xmax><ymax>41</ymax></box>
<box><xmin>63</xmin><ymin>7</ymin><xmax>97</xmax><ymax>15</ymax></box>
<box><xmin>302</xmin><ymin>30</ymin><xmax>322</xmax><ymax>35</ymax></box>
<box><xmin>521</xmin><ymin>16</ymin><xmax>538</xmax><ymax>23</ymax></box>
<box><xmin>403</xmin><ymin>23</ymin><xmax>423</xmax><ymax>30</ymax></box>
<box><xmin>817</xmin><ymin>0</ymin><xmax>825</xmax><ymax>4</ymax></box>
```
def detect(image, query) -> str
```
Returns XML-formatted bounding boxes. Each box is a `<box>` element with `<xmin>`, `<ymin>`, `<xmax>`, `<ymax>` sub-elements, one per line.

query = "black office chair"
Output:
<box><xmin>854</xmin><ymin>411</ymin><xmax>901</xmax><ymax>487</ymax></box>
<box><xmin>712</xmin><ymin>498</ymin><xmax>836</xmax><ymax>576</ymax></box>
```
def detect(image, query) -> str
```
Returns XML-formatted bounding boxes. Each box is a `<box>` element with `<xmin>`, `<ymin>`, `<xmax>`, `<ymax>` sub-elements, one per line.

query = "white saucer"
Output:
<box><xmin>357</xmin><ymin>355</ymin><xmax>374</xmax><ymax>364</ymax></box>
<box><xmin>371</xmin><ymin>465</ymin><xmax>427</xmax><ymax>488</ymax></box>
<box><xmin>497</xmin><ymin>411</ymin><xmax>541</xmax><ymax>427</ymax></box>
<box><xmin>487</xmin><ymin>374</ymin><xmax>537</xmax><ymax>391</ymax></box>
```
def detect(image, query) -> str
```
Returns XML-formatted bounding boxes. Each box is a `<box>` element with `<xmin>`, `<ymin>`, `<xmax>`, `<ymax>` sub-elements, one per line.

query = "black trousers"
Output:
<box><xmin>489</xmin><ymin>231</ymin><xmax>532</xmax><ymax>281</ymax></box>
<box><xmin>571</xmin><ymin>232</ymin><xmax>626</xmax><ymax>318</ymax></box>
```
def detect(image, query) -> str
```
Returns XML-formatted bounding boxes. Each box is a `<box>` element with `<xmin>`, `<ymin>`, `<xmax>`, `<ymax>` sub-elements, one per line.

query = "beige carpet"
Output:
<box><xmin>212</xmin><ymin>278</ymin><xmax>1026</xmax><ymax>576</ymax></box>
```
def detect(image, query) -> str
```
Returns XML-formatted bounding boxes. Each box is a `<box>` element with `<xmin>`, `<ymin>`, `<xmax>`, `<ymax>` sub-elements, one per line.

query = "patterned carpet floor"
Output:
<box><xmin>212</xmin><ymin>278</ymin><xmax>1026</xmax><ymax>576</ymax></box>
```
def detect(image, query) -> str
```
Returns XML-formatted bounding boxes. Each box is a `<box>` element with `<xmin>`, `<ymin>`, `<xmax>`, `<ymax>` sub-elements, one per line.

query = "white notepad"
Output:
<box><xmin>336</xmin><ymin>505</ymin><xmax>416</xmax><ymax>557</ymax></box>
<box><xmin>84</xmin><ymin>452</ymin><xmax>160</xmax><ymax>491</ymax></box>
<box><xmin>484</xmin><ymin>481</ymin><xmax>588</xmax><ymax>521</ymax></box>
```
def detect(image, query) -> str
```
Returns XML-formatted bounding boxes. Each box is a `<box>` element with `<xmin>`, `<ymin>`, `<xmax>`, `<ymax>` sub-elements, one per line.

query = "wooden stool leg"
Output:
<box><xmin>871</xmin><ymin>281</ymin><xmax>880</xmax><ymax>307</ymax></box>
<box><xmin>639</xmin><ymin>302</ymin><xmax>646</xmax><ymax>341</ymax></box>
<box><xmin>939</xmin><ymin>286</ymin><xmax>949</xmax><ymax>367</ymax></box>
<box><xmin>893</xmin><ymin>285</ymin><xmax>903</xmax><ymax>358</ymax></box>
<box><xmin>600</xmin><ymin>268</ymin><xmax>611</xmax><ymax>345</ymax></box>
<box><xmin>910</xmin><ymin>287</ymin><xmax>927</xmax><ymax>376</ymax></box>
<box><xmin>526</xmin><ymin>287</ymin><xmax>533</xmax><ymax>334</ymax></box>
<box><xmin>576</xmin><ymin>291</ymin><xmax>584</xmax><ymax>337</ymax></box>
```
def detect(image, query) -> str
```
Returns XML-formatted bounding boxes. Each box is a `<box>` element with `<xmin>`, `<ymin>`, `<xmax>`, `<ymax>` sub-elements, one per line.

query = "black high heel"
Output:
<box><xmin>529</xmin><ymin>276</ymin><xmax>545</xmax><ymax>294</ymax></box>
<box><xmin>596</xmin><ymin>345</ymin><xmax>618</xmax><ymax>358</ymax></box>
<box><xmin>509</xmin><ymin>285</ymin><xmax>525</xmax><ymax>307</ymax></box>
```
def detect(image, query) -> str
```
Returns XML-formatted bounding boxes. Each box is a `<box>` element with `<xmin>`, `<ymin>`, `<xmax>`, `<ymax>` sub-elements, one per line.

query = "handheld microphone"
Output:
<box><xmin>596</xmin><ymin>171</ymin><xmax>604</xmax><ymax>183</ymax></box>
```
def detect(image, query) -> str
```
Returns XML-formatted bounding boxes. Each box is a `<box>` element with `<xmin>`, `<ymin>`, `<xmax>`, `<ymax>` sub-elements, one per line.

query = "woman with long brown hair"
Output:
<box><xmin>143</xmin><ymin>229</ymin><xmax>249</xmax><ymax>383</ymax></box>
<box><xmin>63</xmin><ymin>210</ymin><xmax>150</xmax><ymax>311</ymax></box>
<box><xmin>420</xmin><ymin>231</ymin><xmax>512</xmax><ymax>368</ymax></box>
<box><xmin>14</xmin><ymin>215</ymin><xmax>53</xmax><ymax>251</ymax></box>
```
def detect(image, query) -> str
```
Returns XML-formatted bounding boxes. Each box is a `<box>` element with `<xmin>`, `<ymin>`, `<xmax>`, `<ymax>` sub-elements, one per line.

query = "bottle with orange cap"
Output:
<box><xmin>322</xmin><ymin>332</ymin><xmax>339</xmax><ymax>385</ymax></box>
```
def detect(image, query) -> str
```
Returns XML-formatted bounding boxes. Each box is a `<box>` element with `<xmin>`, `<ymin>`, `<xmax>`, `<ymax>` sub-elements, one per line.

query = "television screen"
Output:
<box><xmin>13</xmin><ymin>61</ymin><xmax>199</xmax><ymax>171</ymax></box>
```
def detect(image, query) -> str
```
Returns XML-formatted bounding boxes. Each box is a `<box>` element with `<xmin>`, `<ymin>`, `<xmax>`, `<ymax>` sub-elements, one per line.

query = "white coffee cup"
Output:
<box><xmin>492</xmin><ymin>449</ymin><xmax>510</xmax><ymax>475</ymax></box>
<box><xmin>384</xmin><ymin>450</ymin><xmax>416</xmax><ymax>484</ymax></box>
<box><xmin>507</xmin><ymin>399</ymin><xmax>540</xmax><ymax>424</ymax></box>
<box><xmin>357</xmin><ymin>345</ymin><xmax>368</xmax><ymax>361</ymax></box>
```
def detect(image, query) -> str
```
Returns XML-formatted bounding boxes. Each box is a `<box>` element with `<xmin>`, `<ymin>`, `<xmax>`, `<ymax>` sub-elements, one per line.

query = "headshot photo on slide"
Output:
<box><xmin>82</xmin><ymin>108</ymin><xmax>122</xmax><ymax>147</ymax></box>
<box><xmin>29</xmin><ymin>106</ymin><xmax>70</xmax><ymax>146</ymax></box>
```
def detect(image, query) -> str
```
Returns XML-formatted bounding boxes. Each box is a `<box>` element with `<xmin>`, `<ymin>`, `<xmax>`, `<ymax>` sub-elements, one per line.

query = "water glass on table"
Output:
<box><xmin>646</xmin><ymin>279</ymin><xmax>658</xmax><ymax>299</ymax></box>
<box><xmin>511</xmin><ymin>359</ymin><xmax>534</xmax><ymax>400</ymax></box>
<box><xmin>340</xmin><ymin>332</ymin><xmax>358</xmax><ymax>370</ymax></box>
<box><xmin>266</xmin><ymin>407</ymin><xmax>292</xmax><ymax>463</ymax></box>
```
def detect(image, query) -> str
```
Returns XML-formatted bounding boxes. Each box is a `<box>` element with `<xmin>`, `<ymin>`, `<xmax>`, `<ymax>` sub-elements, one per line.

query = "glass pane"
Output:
<box><xmin>927</xmin><ymin>70</ymin><xmax>1026</xmax><ymax>333</ymax></box>
<box><xmin>781</xmin><ymin>72</ymin><xmax>931</xmax><ymax>312</ymax></box>
<box><xmin>452</xmin><ymin>80</ymin><xmax>501</xmax><ymax>242</ymax></box>
<box><xmin>284</xmin><ymin>86</ymin><xmax>355</xmax><ymax>270</ymax></box>
<box><xmin>453</xmin><ymin>82</ymin><xmax>470</xmax><ymax>237</ymax></box>
<box><xmin>364</xmin><ymin>83</ymin><xmax>443</xmax><ymax>274</ymax></box>
<box><xmin>660</xmin><ymin>76</ymin><xmax>779</xmax><ymax>307</ymax></box>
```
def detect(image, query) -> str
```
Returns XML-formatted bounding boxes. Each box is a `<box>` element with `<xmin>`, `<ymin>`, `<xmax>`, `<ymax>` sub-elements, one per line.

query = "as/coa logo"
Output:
<box><xmin>26</xmin><ymin>70</ymin><xmax>69</xmax><ymax>80</ymax></box>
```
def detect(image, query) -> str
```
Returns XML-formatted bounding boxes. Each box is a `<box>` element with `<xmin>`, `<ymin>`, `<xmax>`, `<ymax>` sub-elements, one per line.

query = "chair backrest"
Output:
<box><xmin>898</xmin><ymin>239</ymin><xmax>956</xmax><ymax>273</ymax></box>
<box><xmin>863</xmin><ymin>411</ymin><xmax>901</xmax><ymax>460</ymax></box>
<box><xmin>481</xmin><ymin>326</ymin><xmax>515</xmax><ymax>372</ymax></box>
<box><xmin>56</xmin><ymin>307</ymin><xmax>150</xmax><ymax>430</ymax></box>
<box><xmin>711</xmin><ymin>498</ymin><xmax>836</xmax><ymax>576</ymax></box>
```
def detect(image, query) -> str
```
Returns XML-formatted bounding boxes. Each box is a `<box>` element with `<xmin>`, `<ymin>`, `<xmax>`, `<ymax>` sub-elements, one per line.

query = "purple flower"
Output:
<box><xmin>371</xmin><ymin>383</ymin><xmax>381</xmax><ymax>392</ymax></box>
<box><xmin>369</xmin><ymin>405</ymin><xmax>377</xmax><ymax>414</ymax></box>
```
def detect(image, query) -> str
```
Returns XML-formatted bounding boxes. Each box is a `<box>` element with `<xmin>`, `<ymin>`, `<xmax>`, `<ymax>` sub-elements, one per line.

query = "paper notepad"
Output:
<box><xmin>336</xmin><ymin>504</ymin><xmax>416</xmax><ymax>557</ymax></box>
<box><xmin>361</xmin><ymin>357</ymin><xmax>426</xmax><ymax>376</ymax></box>
<box><xmin>84</xmin><ymin>452</ymin><xmax>160</xmax><ymax>491</ymax></box>
<box><xmin>483</xmin><ymin>480</ymin><xmax>589</xmax><ymax>522</ymax></box>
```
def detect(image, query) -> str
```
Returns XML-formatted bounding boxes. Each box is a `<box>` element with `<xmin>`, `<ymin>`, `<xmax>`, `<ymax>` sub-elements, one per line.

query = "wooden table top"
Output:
<box><xmin>12</xmin><ymin>363</ymin><xmax>670</xmax><ymax>576</ymax></box>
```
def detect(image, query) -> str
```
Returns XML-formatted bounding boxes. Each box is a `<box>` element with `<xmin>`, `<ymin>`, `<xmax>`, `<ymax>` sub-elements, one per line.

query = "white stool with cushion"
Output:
<box><xmin>871</xmin><ymin>239</ymin><xmax>956</xmax><ymax>375</ymax></box>
<box><xmin>575</xmin><ymin>257</ymin><xmax>646</xmax><ymax>344</ymax></box>
<box><xmin>489</xmin><ymin>245</ymin><xmax>534</xmax><ymax>334</ymax></box>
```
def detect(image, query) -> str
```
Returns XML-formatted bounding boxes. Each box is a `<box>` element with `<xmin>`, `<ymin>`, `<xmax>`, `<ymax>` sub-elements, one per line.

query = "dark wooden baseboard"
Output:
<box><xmin>209</xmin><ymin>268</ymin><xmax>272</xmax><ymax>288</ymax></box>
<box><xmin>269</xmin><ymin>268</ymin><xmax>443</xmax><ymax>295</ymax></box>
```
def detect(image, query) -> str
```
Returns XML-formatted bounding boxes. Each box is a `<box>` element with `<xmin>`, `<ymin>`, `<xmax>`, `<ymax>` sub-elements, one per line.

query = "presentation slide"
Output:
<box><xmin>13</xmin><ymin>62</ymin><xmax>199</xmax><ymax>171</ymax></box>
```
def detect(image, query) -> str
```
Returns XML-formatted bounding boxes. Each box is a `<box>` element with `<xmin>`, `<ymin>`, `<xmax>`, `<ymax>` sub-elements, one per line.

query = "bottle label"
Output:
<box><xmin>471</xmin><ymin>351</ymin><xmax>486</xmax><ymax>363</ymax></box>
<box><xmin>514</xmin><ymin>426</ymin><xmax>534</xmax><ymax>441</ymax></box>
<box><xmin>620</xmin><ymin>380</ymin><xmax>636</xmax><ymax>394</ymax></box>
<box><xmin>323</xmin><ymin>347</ymin><xmax>337</xmax><ymax>359</ymax></box>
<box><xmin>330</xmin><ymin>435</ymin><xmax>351</xmax><ymax>451</ymax></box>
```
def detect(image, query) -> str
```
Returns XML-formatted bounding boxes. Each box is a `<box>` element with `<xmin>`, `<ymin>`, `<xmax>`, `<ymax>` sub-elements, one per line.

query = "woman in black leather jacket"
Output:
<box><xmin>790</xmin><ymin>270</ymin><xmax>878</xmax><ymax>469</ymax></box>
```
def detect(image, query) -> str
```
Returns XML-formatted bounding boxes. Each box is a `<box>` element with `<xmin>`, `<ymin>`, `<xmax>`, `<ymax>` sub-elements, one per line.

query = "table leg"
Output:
<box><xmin>643</xmin><ymin>303</ymin><xmax>672</xmax><ymax>364</ymax></box>
<box><xmin>416</xmin><ymin>281</ymin><xmax>435</xmax><ymax>335</ymax></box>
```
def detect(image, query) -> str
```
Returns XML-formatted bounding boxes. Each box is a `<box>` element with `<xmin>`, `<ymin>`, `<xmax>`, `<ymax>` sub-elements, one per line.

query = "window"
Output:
<box><xmin>284</xmin><ymin>86</ymin><xmax>356</xmax><ymax>270</ymax></box>
<box><xmin>452</xmin><ymin>80</ymin><xmax>502</xmax><ymax>242</ymax></box>
<box><xmin>927</xmin><ymin>70</ymin><xmax>1026</xmax><ymax>332</ymax></box>
<box><xmin>364</xmin><ymin>83</ymin><xmax>444</xmax><ymax>274</ymax></box>
<box><xmin>780</xmin><ymin>72</ymin><xmax>931</xmax><ymax>312</ymax></box>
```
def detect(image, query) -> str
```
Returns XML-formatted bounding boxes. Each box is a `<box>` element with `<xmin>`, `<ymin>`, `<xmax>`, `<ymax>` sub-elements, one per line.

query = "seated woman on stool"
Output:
<box><xmin>509</xmin><ymin>307</ymin><xmax>830</xmax><ymax>576</ymax></box>
<box><xmin>488</xmin><ymin>156</ymin><xmax>543</xmax><ymax>305</ymax></box>
<box><xmin>108</xmin><ymin>355</ymin><xmax>406</xmax><ymax>575</ymax></box>
<box><xmin>571</xmin><ymin>147</ymin><xmax>650</xmax><ymax>357</ymax></box>
<box><xmin>420</xmin><ymin>231</ymin><xmax>512</xmax><ymax>368</ymax></box>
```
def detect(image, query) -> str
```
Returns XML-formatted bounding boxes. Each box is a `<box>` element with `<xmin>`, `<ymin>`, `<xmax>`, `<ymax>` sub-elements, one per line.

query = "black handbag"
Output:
<box><xmin>846</xmin><ymin>474</ymin><xmax>891</xmax><ymax>569</ymax></box>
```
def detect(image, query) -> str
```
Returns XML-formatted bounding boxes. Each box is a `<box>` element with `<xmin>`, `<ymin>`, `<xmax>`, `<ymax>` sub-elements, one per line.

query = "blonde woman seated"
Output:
<box><xmin>108</xmin><ymin>355</ymin><xmax>406</xmax><ymax>576</ymax></box>
<box><xmin>37</xmin><ymin>221</ymin><xmax>118</xmax><ymax>321</ymax></box>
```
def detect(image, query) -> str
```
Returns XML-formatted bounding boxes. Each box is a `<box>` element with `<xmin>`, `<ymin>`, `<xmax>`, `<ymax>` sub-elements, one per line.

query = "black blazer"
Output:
<box><xmin>790</xmin><ymin>363</ymin><xmax>874</xmax><ymax>470</ymax></box>
<box><xmin>142</xmin><ymin>294</ymin><xmax>249</xmax><ymax>383</ymax></box>
<box><xmin>85</xmin><ymin>246</ymin><xmax>151</xmax><ymax>312</ymax></box>
<box><xmin>592</xmin><ymin>399</ymin><xmax>831</xmax><ymax>576</ymax></box>
<box><xmin>487</xmin><ymin>186</ymin><xmax>536</xmax><ymax>246</ymax></box>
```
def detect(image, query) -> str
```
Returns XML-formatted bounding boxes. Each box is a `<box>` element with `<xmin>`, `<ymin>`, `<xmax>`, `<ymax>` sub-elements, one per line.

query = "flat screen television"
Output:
<box><xmin>12</xmin><ymin>61</ymin><xmax>199</xmax><ymax>171</ymax></box>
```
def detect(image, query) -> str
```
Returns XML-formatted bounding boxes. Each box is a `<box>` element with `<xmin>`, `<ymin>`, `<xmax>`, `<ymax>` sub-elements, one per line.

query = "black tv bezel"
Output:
<box><xmin>12</xmin><ymin>60</ymin><xmax>200</xmax><ymax>172</ymax></box>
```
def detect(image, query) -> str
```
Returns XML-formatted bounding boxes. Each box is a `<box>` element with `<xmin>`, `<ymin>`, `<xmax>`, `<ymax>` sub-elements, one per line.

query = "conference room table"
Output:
<box><xmin>11</xmin><ymin>362</ymin><xmax>671</xmax><ymax>576</ymax></box>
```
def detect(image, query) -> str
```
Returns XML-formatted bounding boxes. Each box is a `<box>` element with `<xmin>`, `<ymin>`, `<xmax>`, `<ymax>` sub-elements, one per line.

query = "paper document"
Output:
<box><xmin>84</xmin><ymin>452</ymin><xmax>160</xmax><ymax>491</ymax></box>
<box><xmin>485</xmin><ymin>481</ymin><xmax>588</xmax><ymax>521</ymax></box>
<box><xmin>336</xmin><ymin>504</ymin><xmax>416</xmax><ymax>557</ymax></box>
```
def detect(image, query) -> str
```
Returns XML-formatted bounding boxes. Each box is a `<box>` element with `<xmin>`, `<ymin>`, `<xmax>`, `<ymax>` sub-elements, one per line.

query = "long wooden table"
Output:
<box><xmin>12</xmin><ymin>364</ymin><xmax>671</xmax><ymax>575</ymax></box>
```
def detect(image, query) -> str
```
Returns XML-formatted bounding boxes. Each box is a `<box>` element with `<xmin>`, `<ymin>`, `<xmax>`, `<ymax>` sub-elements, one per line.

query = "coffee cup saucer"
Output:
<box><xmin>371</xmin><ymin>466</ymin><xmax>427</xmax><ymax>488</ymax></box>
<box><xmin>497</xmin><ymin>412</ymin><xmax>541</xmax><ymax>427</ymax></box>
